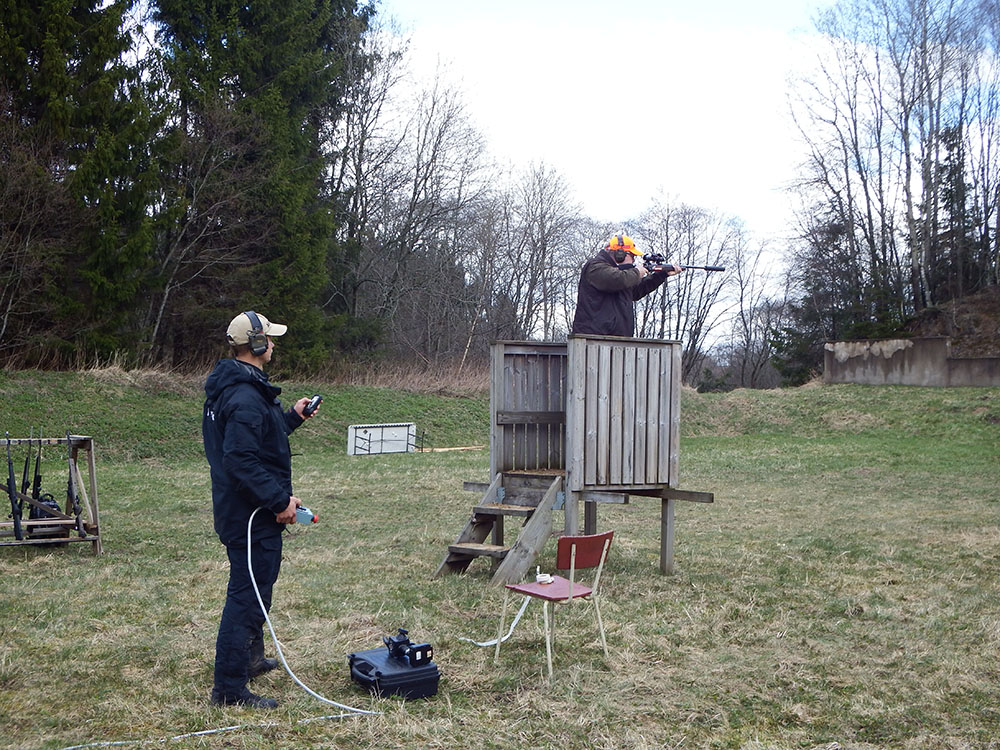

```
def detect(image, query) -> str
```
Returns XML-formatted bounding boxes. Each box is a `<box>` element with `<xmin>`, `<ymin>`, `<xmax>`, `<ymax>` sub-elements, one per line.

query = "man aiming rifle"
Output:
<box><xmin>571</xmin><ymin>234</ymin><xmax>684</xmax><ymax>337</ymax></box>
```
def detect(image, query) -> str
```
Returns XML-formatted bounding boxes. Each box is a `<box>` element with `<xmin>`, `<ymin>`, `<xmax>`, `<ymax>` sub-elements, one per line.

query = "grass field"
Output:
<box><xmin>0</xmin><ymin>368</ymin><xmax>998</xmax><ymax>749</ymax></box>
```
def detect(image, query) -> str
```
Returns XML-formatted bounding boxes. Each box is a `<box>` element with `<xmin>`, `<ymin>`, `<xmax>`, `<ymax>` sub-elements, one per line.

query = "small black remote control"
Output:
<box><xmin>303</xmin><ymin>394</ymin><xmax>322</xmax><ymax>416</ymax></box>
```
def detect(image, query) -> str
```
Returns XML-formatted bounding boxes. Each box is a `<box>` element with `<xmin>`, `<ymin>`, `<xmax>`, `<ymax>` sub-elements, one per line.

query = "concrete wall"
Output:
<box><xmin>948</xmin><ymin>354</ymin><xmax>1000</xmax><ymax>387</ymax></box>
<box><xmin>824</xmin><ymin>337</ymin><xmax>1000</xmax><ymax>386</ymax></box>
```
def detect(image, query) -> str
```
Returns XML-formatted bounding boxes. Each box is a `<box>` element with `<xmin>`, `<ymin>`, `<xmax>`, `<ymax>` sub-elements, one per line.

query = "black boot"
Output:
<box><xmin>210</xmin><ymin>687</ymin><xmax>278</xmax><ymax>709</ymax></box>
<box><xmin>248</xmin><ymin>630</ymin><xmax>279</xmax><ymax>679</ymax></box>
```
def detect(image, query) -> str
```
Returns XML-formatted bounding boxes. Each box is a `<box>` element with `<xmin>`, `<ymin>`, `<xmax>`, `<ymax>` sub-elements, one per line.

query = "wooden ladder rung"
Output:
<box><xmin>448</xmin><ymin>542</ymin><xmax>509</xmax><ymax>559</ymax></box>
<box><xmin>473</xmin><ymin>503</ymin><xmax>536</xmax><ymax>517</ymax></box>
<box><xmin>0</xmin><ymin>536</ymin><xmax>98</xmax><ymax>546</ymax></box>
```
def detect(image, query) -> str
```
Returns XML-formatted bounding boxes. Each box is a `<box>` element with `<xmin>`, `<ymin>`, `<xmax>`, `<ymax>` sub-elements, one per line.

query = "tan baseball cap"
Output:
<box><xmin>226</xmin><ymin>311</ymin><xmax>288</xmax><ymax>345</ymax></box>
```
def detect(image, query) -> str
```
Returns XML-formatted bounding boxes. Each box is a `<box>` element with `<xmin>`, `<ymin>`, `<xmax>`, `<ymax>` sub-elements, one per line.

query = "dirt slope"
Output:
<box><xmin>902</xmin><ymin>286</ymin><xmax>1000</xmax><ymax>357</ymax></box>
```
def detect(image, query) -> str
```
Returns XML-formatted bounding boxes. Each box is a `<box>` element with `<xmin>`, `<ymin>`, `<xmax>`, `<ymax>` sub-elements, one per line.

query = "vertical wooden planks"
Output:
<box><xmin>519</xmin><ymin>352</ymin><xmax>533</xmax><ymax>470</ymax></box>
<box><xmin>596</xmin><ymin>344</ymin><xmax>611</xmax><ymax>485</ymax></box>
<box><xmin>656</xmin><ymin>344</ymin><xmax>674</xmax><ymax>487</ymax></box>
<box><xmin>668</xmin><ymin>343</ymin><xmax>681</xmax><ymax>487</ymax></box>
<box><xmin>645</xmin><ymin>346</ymin><xmax>661</xmax><ymax>485</ymax></box>
<box><xmin>491</xmin><ymin>342</ymin><xmax>570</xmax><ymax>474</ymax></box>
<box><xmin>563</xmin><ymin>336</ymin><xmax>680</xmax><ymax>491</ymax></box>
<box><xmin>538</xmin><ymin>353</ymin><xmax>549</xmax><ymax>469</ymax></box>
<box><xmin>633</xmin><ymin>346</ymin><xmax>648</xmax><ymax>485</ymax></box>
<box><xmin>504</xmin><ymin>352</ymin><xmax>517</xmax><ymax>470</ymax></box>
<box><xmin>621</xmin><ymin>346</ymin><xmax>636</xmax><ymax>485</ymax></box>
<box><xmin>551</xmin><ymin>352</ymin><xmax>567</xmax><ymax>470</ymax></box>
<box><xmin>584</xmin><ymin>342</ymin><xmax>599</xmax><ymax>487</ymax></box>
<box><xmin>566</xmin><ymin>338</ymin><xmax>586</xmax><ymax>491</ymax></box>
<box><xmin>492</xmin><ymin>337</ymin><xmax>679</xmax><ymax>491</ymax></box>
<box><xmin>609</xmin><ymin>345</ymin><xmax>624</xmax><ymax>485</ymax></box>
<box><xmin>490</xmin><ymin>342</ymin><xmax>504</xmax><ymax>477</ymax></box>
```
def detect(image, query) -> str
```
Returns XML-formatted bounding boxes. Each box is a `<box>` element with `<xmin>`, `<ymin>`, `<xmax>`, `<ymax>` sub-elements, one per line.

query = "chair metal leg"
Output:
<box><xmin>494</xmin><ymin>588</ymin><xmax>510</xmax><ymax>663</ymax></box>
<box><xmin>542</xmin><ymin>600</ymin><xmax>553</xmax><ymax>680</ymax></box>
<box><xmin>593</xmin><ymin>597</ymin><xmax>608</xmax><ymax>658</ymax></box>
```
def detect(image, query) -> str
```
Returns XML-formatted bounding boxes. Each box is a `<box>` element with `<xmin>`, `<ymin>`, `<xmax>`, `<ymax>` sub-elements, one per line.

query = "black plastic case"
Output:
<box><xmin>348</xmin><ymin>646</ymin><xmax>440</xmax><ymax>699</ymax></box>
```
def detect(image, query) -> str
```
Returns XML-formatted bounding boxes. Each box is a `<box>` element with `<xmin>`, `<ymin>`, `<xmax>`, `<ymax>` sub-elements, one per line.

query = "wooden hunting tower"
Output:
<box><xmin>436</xmin><ymin>335</ymin><xmax>712</xmax><ymax>584</ymax></box>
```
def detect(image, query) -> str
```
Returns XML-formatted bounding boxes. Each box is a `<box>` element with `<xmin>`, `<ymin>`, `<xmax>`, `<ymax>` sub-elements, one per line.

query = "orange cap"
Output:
<box><xmin>605</xmin><ymin>234</ymin><xmax>641</xmax><ymax>256</ymax></box>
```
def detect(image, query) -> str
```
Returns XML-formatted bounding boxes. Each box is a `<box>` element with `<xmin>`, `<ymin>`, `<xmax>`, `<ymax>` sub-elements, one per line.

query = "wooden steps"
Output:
<box><xmin>447</xmin><ymin>542</ymin><xmax>508</xmax><ymax>559</ymax></box>
<box><xmin>435</xmin><ymin>472</ymin><xmax>563</xmax><ymax>584</ymax></box>
<box><xmin>472</xmin><ymin>503</ymin><xmax>536</xmax><ymax>517</ymax></box>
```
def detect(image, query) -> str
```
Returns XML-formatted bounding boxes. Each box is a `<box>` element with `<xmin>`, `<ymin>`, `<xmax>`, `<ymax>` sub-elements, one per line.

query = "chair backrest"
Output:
<box><xmin>556</xmin><ymin>530</ymin><xmax>614</xmax><ymax>571</ymax></box>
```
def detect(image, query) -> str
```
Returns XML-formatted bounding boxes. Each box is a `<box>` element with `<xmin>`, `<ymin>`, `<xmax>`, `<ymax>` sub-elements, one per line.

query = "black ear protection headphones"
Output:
<box><xmin>243</xmin><ymin>310</ymin><xmax>269</xmax><ymax>357</ymax></box>
<box><xmin>611</xmin><ymin>235</ymin><xmax>627</xmax><ymax>264</ymax></box>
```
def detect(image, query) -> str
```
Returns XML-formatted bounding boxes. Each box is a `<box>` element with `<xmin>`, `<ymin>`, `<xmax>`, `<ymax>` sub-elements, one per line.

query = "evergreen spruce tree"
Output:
<box><xmin>0</xmin><ymin>0</ymin><xmax>155</xmax><ymax>361</ymax></box>
<box><xmin>151</xmin><ymin>0</ymin><xmax>370</xmax><ymax>368</ymax></box>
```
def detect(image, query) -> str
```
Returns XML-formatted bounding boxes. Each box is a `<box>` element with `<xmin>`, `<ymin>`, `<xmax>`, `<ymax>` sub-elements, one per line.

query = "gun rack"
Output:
<box><xmin>1</xmin><ymin>435</ymin><xmax>102</xmax><ymax>554</ymax></box>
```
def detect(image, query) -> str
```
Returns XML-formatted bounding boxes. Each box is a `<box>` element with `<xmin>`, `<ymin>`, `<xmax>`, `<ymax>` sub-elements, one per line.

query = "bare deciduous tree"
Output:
<box><xmin>143</xmin><ymin>102</ymin><xmax>278</xmax><ymax>361</ymax></box>
<box><xmin>791</xmin><ymin>0</ymin><xmax>997</xmax><ymax>329</ymax></box>
<box><xmin>634</xmin><ymin>198</ymin><xmax>733</xmax><ymax>381</ymax></box>
<box><xmin>721</xmin><ymin>237</ymin><xmax>785</xmax><ymax>388</ymax></box>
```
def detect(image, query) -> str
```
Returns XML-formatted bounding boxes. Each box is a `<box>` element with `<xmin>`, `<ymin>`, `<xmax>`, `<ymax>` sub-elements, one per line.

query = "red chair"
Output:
<box><xmin>494</xmin><ymin>530</ymin><xmax>614</xmax><ymax>679</ymax></box>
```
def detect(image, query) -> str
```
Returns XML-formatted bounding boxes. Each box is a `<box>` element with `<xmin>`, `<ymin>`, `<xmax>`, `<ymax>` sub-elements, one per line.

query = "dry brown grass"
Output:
<box><xmin>87</xmin><ymin>363</ymin><xmax>204</xmax><ymax>396</ymax></box>
<box><xmin>324</xmin><ymin>358</ymin><xmax>490</xmax><ymax>397</ymax></box>
<box><xmin>86</xmin><ymin>354</ymin><xmax>492</xmax><ymax>398</ymax></box>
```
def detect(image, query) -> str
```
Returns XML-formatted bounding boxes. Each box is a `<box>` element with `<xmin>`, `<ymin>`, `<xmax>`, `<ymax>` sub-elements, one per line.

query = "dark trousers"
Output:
<box><xmin>213</xmin><ymin>534</ymin><xmax>283</xmax><ymax>696</ymax></box>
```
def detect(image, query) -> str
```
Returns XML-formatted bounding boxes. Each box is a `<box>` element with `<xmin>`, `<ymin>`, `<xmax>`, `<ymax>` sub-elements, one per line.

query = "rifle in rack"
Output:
<box><xmin>5</xmin><ymin>433</ymin><xmax>24</xmax><ymax>540</ymax></box>
<box><xmin>28</xmin><ymin>434</ymin><xmax>64</xmax><ymax>533</ymax></box>
<box><xmin>32</xmin><ymin>435</ymin><xmax>42</xmax><ymax>502</ymax></box>
<box><xmin>66</xmin><ymin>432</ymin><xmax>86</xmax><ymax>538</ymax></box>
<box><xmin>21</xmin><ymin>428</ymin><xmax>32</xmax><ymax>497</ymax></box>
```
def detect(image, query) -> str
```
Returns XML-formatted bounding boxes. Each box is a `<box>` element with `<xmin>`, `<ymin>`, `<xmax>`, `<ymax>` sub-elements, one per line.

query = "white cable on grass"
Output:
<box><xmin>60</xmin><ymin>723</ymin><xmax>278</xmax><ymax>750</ymax></box>
<box><xmin>59</xmin><ymin>509</ymin><xmax>381</xmax><ymax>750</ymax></box>
<box><xmin>247</xmin><ymin>507</ymin><xmax>380</xmax><ymax>716</ymax></box>
<box><xmin>59</xmin><ymin>713</ymin><xmax>369</xmax><ymax>750</ymax></box>
<box><xmin>457</xmin><ymin>595</ymin><xmax>532</xmax><ymax>647</ymax></box>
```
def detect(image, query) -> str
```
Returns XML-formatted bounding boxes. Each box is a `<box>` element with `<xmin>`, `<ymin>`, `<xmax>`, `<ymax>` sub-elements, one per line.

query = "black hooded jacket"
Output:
<box><xmin>570</xmin><ymin>249</ymin><xmax>669</xmax><ymax>337</ymax></box>
<box><xmin>202</xmin><ymin>358</ymin><xmax>303</xmax><ymax>546</ymax></box>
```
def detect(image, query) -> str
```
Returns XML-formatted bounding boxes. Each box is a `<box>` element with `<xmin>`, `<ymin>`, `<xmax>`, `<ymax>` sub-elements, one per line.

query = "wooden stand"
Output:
<box><xmin>1</xmin><ymin>435</ymin><xmax>103</xmax><ymax>554</ymax></box>
<box><xmin>436</xmin><ymin>337</ymin><xmax>713</xmax><ymax>583</ymax></box>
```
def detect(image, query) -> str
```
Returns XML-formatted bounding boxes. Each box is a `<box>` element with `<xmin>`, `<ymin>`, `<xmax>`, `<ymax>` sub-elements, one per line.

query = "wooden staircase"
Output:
<box><xmin>435</xmin><ymin>471</ymin><xmax>563</xmax><ymax>585</ymax></box>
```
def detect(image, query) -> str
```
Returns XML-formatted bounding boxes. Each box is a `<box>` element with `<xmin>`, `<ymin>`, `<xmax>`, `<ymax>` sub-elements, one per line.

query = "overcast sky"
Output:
<box><xmin>377</xmin><ymin>0</ymin><xmax>828</xmax><ymax>245</ymax></box>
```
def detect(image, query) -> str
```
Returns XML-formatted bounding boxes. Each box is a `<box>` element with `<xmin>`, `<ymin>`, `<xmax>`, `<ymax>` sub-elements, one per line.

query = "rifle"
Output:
<box><xmin>642</xmin><ymin>253</ymin><xmax>725</xmax><ymax>273</ymax></box>
<box><xmin>28</xmin><ymin>434</ymin><xmax>63</xmax><ymax>527</ymax></box>
<box><xmin>31</xmin><ymin>435</ymin><xmax>42</xmax><ymax>502</ymax></box>
<box><xmin>21</xmin><ymin>427</ymin><xmax>33</xmax><ymax>496</ymax></box>
<box><xmin>5</xmin><ymin>433</ymin><xmax>23</xmax><ymax>540</ymax></box>
<box><xmin>66</xmin><ymin>432</ymin><xmax>86</xmax><ymax>538</ymax></box>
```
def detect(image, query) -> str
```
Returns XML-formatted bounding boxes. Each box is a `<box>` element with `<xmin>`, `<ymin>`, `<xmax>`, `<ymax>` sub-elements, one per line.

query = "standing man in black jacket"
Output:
<box><xmin>202</xmin><ymin>310</ymin><xmax>319</xmax><ymax>708</ymax></box>
<box><xmin>571</xmin><ymin>234</ymin><xmax>683</xmax><ymax>337</ymax></box>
